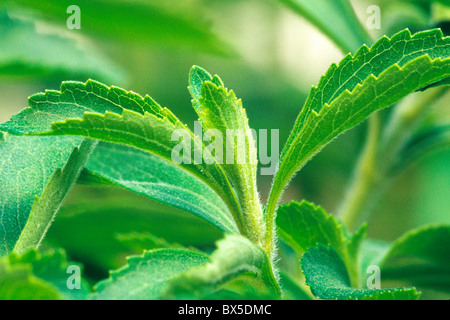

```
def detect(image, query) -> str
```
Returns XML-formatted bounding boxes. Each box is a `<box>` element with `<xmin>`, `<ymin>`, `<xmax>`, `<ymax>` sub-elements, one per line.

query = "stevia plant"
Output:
<box><xmin>0</xmin><ymin>0</ymin><xmax>449</xmax><ymax>300</ymax></box>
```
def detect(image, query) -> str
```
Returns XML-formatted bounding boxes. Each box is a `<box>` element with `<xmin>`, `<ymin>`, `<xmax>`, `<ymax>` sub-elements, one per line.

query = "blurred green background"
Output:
<box><xmin>1</xmin><ymin>0</ymin><xmax>449</xmax><ymax>285</ymax></box>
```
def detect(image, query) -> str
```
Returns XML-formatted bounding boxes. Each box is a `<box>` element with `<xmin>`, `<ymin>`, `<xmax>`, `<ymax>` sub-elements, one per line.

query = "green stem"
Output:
<box><xmin>339</xmin><ymin>114</ymin><xmax>382</xmax><ymax>231</ymax></box>
<box><xmin>263</xmin><ymin>179</ymin><xmax>285</xmax><ymax>261</ymax></box>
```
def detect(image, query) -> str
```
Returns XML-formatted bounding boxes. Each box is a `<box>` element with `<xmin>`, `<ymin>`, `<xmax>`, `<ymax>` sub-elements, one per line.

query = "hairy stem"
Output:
<box><xmin>263</xmin><ymin>181</ymin><xmax>284</xmax><ymax>261</ymax></box>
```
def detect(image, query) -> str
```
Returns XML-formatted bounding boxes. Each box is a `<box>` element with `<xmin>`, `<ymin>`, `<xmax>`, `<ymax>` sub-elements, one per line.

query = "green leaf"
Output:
<box><xmin>361</xmin><ymin>225</ymin><xmax>450</xmax><ymax>269</ymax></box>
<box><xmin>188</xmin><ymin>66</ymin><xmax>224</xmax><ymax>112</ymax></box>
<box><xmin>266</xmin><ymin>29</ymin><xmax>450</xmax><ymax>238</ymax></box>
<box><xmin>5</xmin><ymin>249</ymin><xmax>90</xmax><ymax>300</ymax></box>
<box><xmin>0</xmin><ymin>249</ymin><xmax>90</xmax><ymax>300</ymax></box>
<box><xmin>0</xmin><ymin>135</ymin><xmax>94</xmax><ymax>256</ymax></box>
<box><xmin>163</xmin><ymin>235</ymin><xmax>280</xmax><ymax>299</ymax></box>
<box><xmin>0</xmin><ymin>79</ymin><xmax>244</xmax><ymax>235</ymax></box>
<box><xmin>392</xmin><ymin>124</ymin><xmax>450</xmax><ymax>172</ymax></box>
<box><xmin>0</xmin><ymin>10</ymin><xmax>124</xmax><ymax>82</ymax></box>
<box><xmin>301</xmin><ymin>245</ymin><xmax>420</xmax><ymax>300</ymax></box>
<box><xmin>83</xmin><ymin>141</ymin><xmax>238</xmax><ymax>234</ymax></box>
<box><xmin>0</xmin><ymin>261</ymin><xmax>61</xmax><ymax>300</ymax></box>
<box><xmin>115</xmin><ymin>232</ymin><xmax>182</xmax><ymax>253</ymax></box>
<box><xmin>386</xmin><ymin>0</ymin><xmax>450</xmax><ymax>9</ymax></box>
<box><xmin>92</xmin><ymin>249</ymin><xmax>210</xmax><ymax>300</ymax></box>
<box><xmin>279</xmin><ymin>0</ymin><xmax>371</xmax><ymax>53</ymax></box>
<box><xmin>360</xmin><ymin>225</ymin><xmax>450</xmax><ymax>293</ymax></box>
<box><xmin>278</xmin><ymin>29</ymin><xmax>450</xmax><ymax>195</ymax></box>
<box><xmin>277</xmin><ymin>201</ymin><xmax>347</xmax><ymax>255</ymax></box>
<box><xmin>188</xmin><ymin>66</ymin><xmax>264</xmax><ymax>243</ymax></box>
<box><xmin>45</xmin><ymin>186</ymin><xmax>223</xmax><ymax>272</ymax></box>
<box><xmin>276</xmin><ymin>201</ymin><xmax>365</xmax><ymax>287</ymax></box>
<box><xmin>279</xmin><ymin>271</ymin><xmax>312</xmax><ymax>300</ymax></box>
<box><xmin>382</xmin><ymin>264</ymin><xmax>450</xmax><ymax>293</ymax></box>
<box><xmin>14</xmin><ymin>139</ymin><xmax>96</xmax><ymax>254</ymax></box>
<box><xmin>383</xmin><ymin>225</ymin><xmax>450</xmax><ymax>268</ymax></box>
<box><xmin>6</xmin><ymin>0</ymin><xmax>233</xmax><ymax>56</ymax></box>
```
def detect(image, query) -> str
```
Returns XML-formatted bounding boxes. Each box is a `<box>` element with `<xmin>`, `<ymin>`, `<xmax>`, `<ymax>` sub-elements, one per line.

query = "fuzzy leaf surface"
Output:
<box><xmin>188</xmin><ymin>66</ymin><xmax>263</xmax><ymax>241</ymax></box>
<box><xmin>163</xmin><ymin>235</ymin><xmax>280</xmax><ymax>299</ymax></box>
<box><xmin>0</xmin><ymin>135</ymin><xmax>92</xmax><ymax>255</ymax></box>
<box><xmin>301</xmin><ymin>245</ymin><xmax>420</xmax><ymax>300</ymax></box>
<box><xmin>0</xmin><ymin>80</ymin><xmax>243</xmax><ymax>234</ymax></box>
<box><xmin>276</xmin><ymin>201</ymin><xmax>365</xmax><ymax>287</ymax></box>
<box><xmin>92</xmin><ymin>249</ymin><xmax>210</xmax><ymax>300</ymax></box>
<box><xmin>83</xmin><ymin>142</ymin><xmax>238</xmax><ymax>233</ymax></box>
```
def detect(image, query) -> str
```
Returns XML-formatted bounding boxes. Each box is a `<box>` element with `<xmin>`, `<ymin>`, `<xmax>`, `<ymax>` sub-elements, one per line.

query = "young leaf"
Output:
<box><xmin>163</xmin><ymin>235</ymin><xmax>280</xmax><ymax>299</ymax></box>
<box><xmin>0</xmin><ymin>10</ymin><xmax>124</xmax><ymax>82</ymax></box>
<box><xmin>301</xmin><ymin>245</ymin><xmax>420</xmax><ymax>300</ymax></box>
<box><xmin>188</xmin><ymin>66</ymin><xmax>264</xmax><ymax>243</ymax></box>
<box><xmin>276</xmin><ymin>201</ymin><xmax>365</xmax><ymax>287</ymax></box>
<box><xmin>92</xmin><ymin>249</ymin><xmax>210</xmax><ymax>300</ymax></box>
<box><xmin>83</xmin><ymin>142</ymin><xmax>238</xmax><ymax>234</ymax></box>
<box><xmin>266</xmin><ymin>29</ymin><xmax>450</xmax><ymax>254</ymax></box>
<box><xmin>0</xmin><ymin>135</ymin><xmax>94</xmax><ymax>256</ymax></box>
<box><xmin>277</xmin><ymin>201</ymin><xmax>347</xmax><ymax>255</ymax></box>
<box><xmin>278</xmin><ymin>0</ymin><xmax>372</xmax><ymax>53</ymax></box>
<box><xmin>0</xmin><ymin>80</ymin><xmax>245</xmax><ymax>234</ymax></box>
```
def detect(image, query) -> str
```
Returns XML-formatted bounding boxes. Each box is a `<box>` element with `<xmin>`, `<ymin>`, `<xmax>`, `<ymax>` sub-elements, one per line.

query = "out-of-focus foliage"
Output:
<box><xmin>0</xmin><ymin>0</ymin><xmax>449</xmax><ymax>300</ymax></box>
<box><xmin>0</xmin><ymin>11</ymin><xmax>124</xmax><ymax>82</ymax></box>
<box><xmin>277</xmin><ymin>0</ymin><xmax>372</xmax><ymax>52</ymax></box>
<box><xmin>4</xmin><ymin>0</ymin><xmax>233</xmax><ymax>56</ymax></box>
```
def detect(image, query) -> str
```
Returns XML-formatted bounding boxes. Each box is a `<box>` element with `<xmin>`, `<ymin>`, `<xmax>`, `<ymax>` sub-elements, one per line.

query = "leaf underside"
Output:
<box><xmin>83</xmin><ymin>141</ymin><xmax>238</xmax><ymax>234</ymax></box>
<box><xmin>0</xmin><ymin>79</ymin><xmax>243</xmax><ymax>235</ymax></box>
